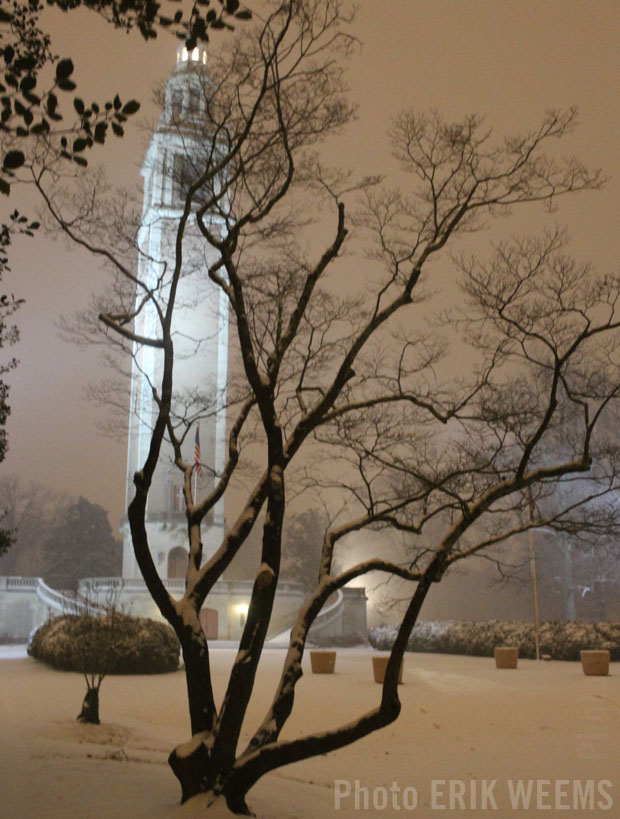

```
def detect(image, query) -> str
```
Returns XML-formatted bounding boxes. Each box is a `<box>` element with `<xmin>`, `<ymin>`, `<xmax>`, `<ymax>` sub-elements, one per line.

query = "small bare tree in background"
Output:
<box><xmin>71</xmin><ymin>605</ymin><xmax>124</xmax><ymax>726</ymax></box>
<box><xmin>29</xmin><ymin>589</ymin><xmax>180</xmax><ymax>724</ymax></box>
<box><xmin>30</xmin><ymin>0</ymin><xmax>620</xmax><ymax>812</ymax></box>
<box><xmin>29</xmin><ymin>590</ymin><xmax>125</xmax><ymax>725</ymax></box>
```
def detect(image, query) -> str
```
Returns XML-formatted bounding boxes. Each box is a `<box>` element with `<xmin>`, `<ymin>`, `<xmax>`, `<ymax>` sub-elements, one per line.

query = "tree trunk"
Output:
<box><xmin>168</xmin><ymin>571</ymin><xmax>438</xmax><ymax>813</ymax></box>
<box><xmin>77</xmin><ymin>686</ymin><xmax>100</xmax><ymax>725</ymax></box>
<box><xmin>181</xmin><ymin>629</ymin><xmax>217</xmax><ymax>736</ymax></box>
<box><xmin>168</xmin><ymin>742</ymin><xmax>213</xmax><ymax>804</ymax></box>
<box><xmin>168</xmin><ymin>740</ymin><xmax>253</xmax><ymax>814</ymax></box>
<box><xmin>168</xmin><ymin>630</ymin><xmax>219</xmax><ymax>802</ymax></box>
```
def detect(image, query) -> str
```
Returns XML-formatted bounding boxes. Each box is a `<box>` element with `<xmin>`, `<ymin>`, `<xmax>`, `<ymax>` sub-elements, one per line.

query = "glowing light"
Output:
<box><xmin>177</xmin><ymin>45</ymin><xmax>207</xmax><ymax>66</ymax></box>
<box><xmin>236</xmin><ymin>603</ymin><xmax>249</xmax><ymax>616</ymax></box>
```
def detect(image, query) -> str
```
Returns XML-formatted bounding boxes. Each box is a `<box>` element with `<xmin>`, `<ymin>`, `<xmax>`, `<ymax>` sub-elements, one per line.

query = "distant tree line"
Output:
<box><xmin>0</xmin><ymin>476</ymin><xmax>121</xmax><ymax>589</ymax></box>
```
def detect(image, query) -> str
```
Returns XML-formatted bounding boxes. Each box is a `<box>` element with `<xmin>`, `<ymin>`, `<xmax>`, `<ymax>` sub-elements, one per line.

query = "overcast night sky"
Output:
<box><xmin>3</xmin><ymin>0</ymin><xmax>619</xmax><ymax>529</ymax></box>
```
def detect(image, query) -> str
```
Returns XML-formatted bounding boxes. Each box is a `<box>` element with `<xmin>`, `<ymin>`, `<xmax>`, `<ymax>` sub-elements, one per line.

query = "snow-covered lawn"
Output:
<box><xmin>1</xmin><ymin>647</ymin><xmax>617</xmax><ymax>817</ymax></box>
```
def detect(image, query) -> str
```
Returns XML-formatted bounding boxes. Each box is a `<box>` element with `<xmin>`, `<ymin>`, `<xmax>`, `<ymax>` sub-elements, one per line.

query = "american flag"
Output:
<box><xmin>194</xmin><ymin>425</ymin><xmax>202</xmax><ymax>477</ymax></box>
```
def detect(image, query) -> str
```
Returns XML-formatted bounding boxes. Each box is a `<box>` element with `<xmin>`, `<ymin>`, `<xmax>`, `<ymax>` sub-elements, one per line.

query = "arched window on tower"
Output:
<box><xmin>172</xmin><ymin>153</ymin><xmax>194</xmax><ymax>206</ymax></box>
<box><xmin>168</xmin><ymin>480</ymin><xmax>185</xmax><ymax>520</ymax></box>
<box><xmin>188</xmin><ymin>87</ymin><xmax>200</xmax><ymax>114</ymax></box>
<box><xmin>170</xmin><ymin>89</ymin><xmax>183</xmax><ymax>122</ymax></box>
<box><xmin>170</xmin><ymin>153</ymin><xmax>213</xmax><ymax>211</ymax></box>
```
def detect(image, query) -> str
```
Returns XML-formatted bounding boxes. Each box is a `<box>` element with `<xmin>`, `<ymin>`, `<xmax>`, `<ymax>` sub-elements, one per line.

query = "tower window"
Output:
<box><xmin>172</xmin><ymin>153</ymin><xmax>195</xmax><ymax>205</ymax></box>
<box><xmin>171</xmin><ymin>90</ymin><xmax>183</xmax><ymax>121</ymax></box>
<box><xmin>169</xmin><ymin>481</ymin><xmax>185</xmax><ymax>514</ymax></box>
<box><xmin>188</xmin><ymin>87</ymin><xmax>200</xmax><ymax>113</ymax></box>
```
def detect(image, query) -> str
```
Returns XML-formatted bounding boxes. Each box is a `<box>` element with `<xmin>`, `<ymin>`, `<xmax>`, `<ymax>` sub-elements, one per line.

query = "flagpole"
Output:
<box><xmin>527</xmin><ymin>487</ymin><xmax>541</xmax><ymax>661</ymax></box>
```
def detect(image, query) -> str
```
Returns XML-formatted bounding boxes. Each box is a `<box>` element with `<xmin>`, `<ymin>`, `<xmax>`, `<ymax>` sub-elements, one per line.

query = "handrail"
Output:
<box><xmin>80</xmin><ymin>577</ymin><xmax>305</xmax><ymax>594</ymax></box>
<box><xmin>36</xmin><ymin>579</ymin><xmax>102</xmax><ymax>616</ymax></box>
<box><xmin>268</xmin><ymin>588</ymin><xmax>345</xmax><ymax>642</ymax></box>
<box><xmin>3</xmin><ymin>576</ymin><xmax>40</xmax><ymax>590</ymax></box>
<box><xmin>309</xmin><ymin>588</ymin><xmax>344</xmax><ymax>633</ymax></box>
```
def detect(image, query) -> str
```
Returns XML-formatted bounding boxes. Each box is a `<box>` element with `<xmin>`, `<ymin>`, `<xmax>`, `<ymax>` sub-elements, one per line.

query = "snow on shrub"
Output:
<box><xmin>29</xmin><ymin>613</ymin><xmax>180</xmax><ymax>674</ymax></box>
<box><xmin>368</xmin><ymin>620</ymin><xmax>620</xmax><ymax>661</ymax></box>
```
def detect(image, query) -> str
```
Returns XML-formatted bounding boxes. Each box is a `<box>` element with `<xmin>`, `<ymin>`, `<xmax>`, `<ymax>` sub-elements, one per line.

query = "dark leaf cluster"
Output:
<box><xmin>0</xmin><ymin>208</ymin><xmax>39</xmax><ymax>272</ymax></box>
<box><xmin>0</xmin><ymin>15</ymin><xmax>143</xmax><ymax>189</ymax></box>
<box><xmin>0</xmin><ymin>0</ymin><xmax>250</xmax><ymax>188</ymax></box>
<box><xmin>0</xmin><ymin>208</ymin><xmax>28</xmax><ymax>490</ymax></box>
<box><xmin>45</xmin><ymin>0</ymin><xmax>251</xmax><ymax>46</ymax></box>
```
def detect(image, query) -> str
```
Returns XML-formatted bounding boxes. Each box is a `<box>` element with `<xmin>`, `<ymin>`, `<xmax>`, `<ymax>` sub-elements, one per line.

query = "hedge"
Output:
<box><xmin>369</xmin><ymin>620</ymin><xmax>620</xmax><ymax>661</ymax></box>
<box><xmin>29</xmin><ymin>613</ymin><xmax>180</xmax><ymax>674</ymax></box>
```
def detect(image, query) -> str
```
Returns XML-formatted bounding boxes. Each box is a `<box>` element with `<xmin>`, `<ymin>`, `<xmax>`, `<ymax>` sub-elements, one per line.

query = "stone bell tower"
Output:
<box><xmin>121</xmin><ymin>44</ymin><xmax>228</xmax><ymax>580</ymax></box>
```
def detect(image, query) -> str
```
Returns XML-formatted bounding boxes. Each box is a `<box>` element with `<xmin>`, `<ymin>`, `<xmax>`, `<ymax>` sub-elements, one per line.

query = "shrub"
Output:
<box><xmin>29</xmin><ymin>612</ymin><xmax>180</xmax><ymax>674</ymax></box>
<box><xmin>368</xmin><ymin>620</ymin><xmax>620</xmax><ymax>661</ymax></box>
<box><xmin>310</xmin><ymin>632</ymin><xmax>368</xmax><ymax>648</ymax></box>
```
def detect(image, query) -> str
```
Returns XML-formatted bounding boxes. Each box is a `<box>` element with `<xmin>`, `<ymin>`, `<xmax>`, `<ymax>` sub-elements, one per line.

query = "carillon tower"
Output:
<box><xmin>121</xmin><ymin>44</ymin><xmax>228</xmax><ymax>580</ymax></box>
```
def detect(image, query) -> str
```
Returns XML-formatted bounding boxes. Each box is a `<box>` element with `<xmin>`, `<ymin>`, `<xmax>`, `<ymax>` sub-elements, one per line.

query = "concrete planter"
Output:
<box><xmin>494</xmin><ymin>646</ymin><xmax>519</xmax><ymax>669</ymax></box>
<box><xmin>372</xmin><ymin>655</ymin><xmax>403</xmax><ymax>684</ymax></box>
<box><xmin>310</xmin><ymin>650</ymin><xmax>336</xmax><ymax>674</ymax></box>
<box><xmin>580</xmin><ymin>649</ymin><xmax>610</xmax><ymax>676</ymax></box>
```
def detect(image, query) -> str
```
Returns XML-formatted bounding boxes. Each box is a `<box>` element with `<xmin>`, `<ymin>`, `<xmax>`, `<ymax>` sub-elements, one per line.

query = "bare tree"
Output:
<box><xmin>30</xmin><ymin>0</ymin><xmax>620</xmax><ymax>813</ymax></box>
<box><xmin>486</xmin><ymin>457</ymin><xmax>620</xmax><ymax>622</ymax></box>
<box><xmin>66</xmin><ymin>598</ymin><xmax>125</xmax><ymax>726</ymax></box>
<box><xmin>0</xmin><ymin>476</ymin><xmax>68</xmax><ymax>574</ymax></box>
<box><xmin>320</xmin><ymin>226</ymin><xmax>620</xmax><ymax>618</ymax></box>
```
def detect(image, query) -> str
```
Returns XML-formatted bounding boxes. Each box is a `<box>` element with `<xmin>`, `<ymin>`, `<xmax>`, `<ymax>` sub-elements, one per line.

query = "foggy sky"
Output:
<box><xmin>3</xmin><ymin>0</ymin><xmax>619</xmax><ymax>529</ymax></box>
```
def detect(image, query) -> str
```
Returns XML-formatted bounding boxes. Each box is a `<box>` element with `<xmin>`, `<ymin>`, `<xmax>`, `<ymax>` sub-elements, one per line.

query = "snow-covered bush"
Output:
<box><xmin>29</xmin><ymin>613</ymin><xmax>180</xmax><ymax>674</ymax></box>
<box><xmin>369</xmin><ymin>620</ymin><xmax>620</xmax><ymax>661</ymax></box>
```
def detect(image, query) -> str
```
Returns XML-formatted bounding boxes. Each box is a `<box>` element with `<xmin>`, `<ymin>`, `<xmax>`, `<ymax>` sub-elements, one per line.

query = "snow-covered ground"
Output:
<box><xmin>1</xmin><ymin>647</ymin><xmax>617</xmax><ymax>818</ymax></box>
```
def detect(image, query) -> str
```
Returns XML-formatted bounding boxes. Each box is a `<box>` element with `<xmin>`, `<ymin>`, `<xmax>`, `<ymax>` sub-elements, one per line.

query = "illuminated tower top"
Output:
<box><xmin>176</xmin><ymin>43</ymin><xmax>208</xmax><ymax>66</ymax></box>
